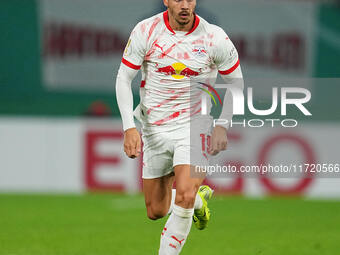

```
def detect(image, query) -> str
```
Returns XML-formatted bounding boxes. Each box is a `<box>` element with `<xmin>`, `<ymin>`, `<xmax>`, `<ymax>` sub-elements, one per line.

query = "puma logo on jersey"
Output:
<box><xmin>155</xmin><ymin>43</ymin><xmax>165</xmax><ymax>53</ymax></box>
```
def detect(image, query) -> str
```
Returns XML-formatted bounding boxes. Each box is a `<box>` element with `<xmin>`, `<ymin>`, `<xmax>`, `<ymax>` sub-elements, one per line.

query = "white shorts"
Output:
<box><xmin>142</xmin><ymin>121</ymin><xmax>212</xmax><ymax>179</ymax></box>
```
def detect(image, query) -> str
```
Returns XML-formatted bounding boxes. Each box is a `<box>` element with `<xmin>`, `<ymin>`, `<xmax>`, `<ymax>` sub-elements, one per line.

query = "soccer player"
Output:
<box><xmin>116</xmin><ymin>0</ymin><xmax>243</xmax><ymax>254</ymax></box>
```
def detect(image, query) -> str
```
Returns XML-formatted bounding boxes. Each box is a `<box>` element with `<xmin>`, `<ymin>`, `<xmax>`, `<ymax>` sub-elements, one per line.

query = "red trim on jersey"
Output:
<box><xmin>163</xmin><ymin>11</ymin><xmax>200</xmax><ymax>36</ymax></box>
<box><xmin>218</xmin><ymin>59</ymin><xmax>240</xmax><ymax>75</ymax></box>
<box><xmin>163</xmin><ymin>11</ymin><xmax>176</xmax><ymax>34</ymax></box>
<box><xmin>186</xmin><ymin>15</ymin><xmax>200</xmax><ymax>35</ymax></box>
<box><xmin>140</xmin><ymin>80</ymin><xmax>146</xmax><ymax>88</ymax></box>
<box><xmin>122</xmin><ymin>58</ymin><xmax>141</xmax><ymax>70</ymax></box>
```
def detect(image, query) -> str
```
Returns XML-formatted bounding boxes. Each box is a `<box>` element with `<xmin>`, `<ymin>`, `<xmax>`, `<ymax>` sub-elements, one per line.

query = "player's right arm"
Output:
<box><xmin>115</xmin><ymin>22</ymin><xmax>146</xmax><ymax>158</ymax></box>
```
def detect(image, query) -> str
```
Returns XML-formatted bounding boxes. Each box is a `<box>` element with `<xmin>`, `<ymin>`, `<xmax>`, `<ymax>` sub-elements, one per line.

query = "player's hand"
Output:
<box><xmin>208</xmin><ymin>126</ymin><xmax>228</xmax><ymax>156</ymax></box>
<box><xmin>124</xmin><ymin>128</ymin><xmax>141</xmax><ymax>159</ymax></box>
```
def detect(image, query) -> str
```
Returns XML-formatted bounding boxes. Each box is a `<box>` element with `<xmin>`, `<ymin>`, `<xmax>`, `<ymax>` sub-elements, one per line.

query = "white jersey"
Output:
<box><xmin>122</xmin><ymin>11</ymin><xmax>239</xmax><ymax>133</ymax></box>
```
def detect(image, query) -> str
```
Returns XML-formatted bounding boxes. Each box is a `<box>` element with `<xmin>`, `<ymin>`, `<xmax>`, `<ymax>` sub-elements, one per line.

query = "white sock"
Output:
<box><xmin>167</xmin><ymin>189</ymin><xmax>203</xmax><ymax>215</ymax></box>
<box><xmin>159</xmin><ymin>204</ymin><xmax>194</xmax><ymax>255</ymax></box>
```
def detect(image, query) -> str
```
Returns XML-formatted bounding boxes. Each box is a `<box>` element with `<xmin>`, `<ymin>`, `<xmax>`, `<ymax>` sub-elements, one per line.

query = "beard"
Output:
<box><xmin>175</xmin><ymin>12</ymin><xmax>193</xmax><ymax>26</ymax></box>
<box><xmin>168</xmin><ymin>7</ymin><xmax>194</xmax><ymax>27</ymax></box>
<box><xmin>175</xmin><ymin>18</ymin><xmax>191</xmax><ymax>26</ymax></box>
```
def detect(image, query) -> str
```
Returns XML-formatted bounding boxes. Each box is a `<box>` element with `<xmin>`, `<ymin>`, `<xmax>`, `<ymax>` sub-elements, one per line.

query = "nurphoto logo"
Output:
<box><xmin>200</xmin><ymin>82</ymin><xmax>312</xmax><ymax>128</ymax></box>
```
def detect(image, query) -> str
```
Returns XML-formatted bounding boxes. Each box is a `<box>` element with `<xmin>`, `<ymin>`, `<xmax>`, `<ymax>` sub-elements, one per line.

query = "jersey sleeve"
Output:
<box><xmin>121</xmin><ymin>22</ymin><xmax>147</xmax><ymax>70</ymax></box>
<box><xmin>212</xmin><ymin>27</ymin><xmax>240</xmax><ymax>75</ymax></box>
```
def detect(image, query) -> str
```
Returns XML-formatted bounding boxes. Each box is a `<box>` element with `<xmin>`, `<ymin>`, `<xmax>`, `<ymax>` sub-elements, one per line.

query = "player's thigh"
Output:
<box><xmin>142</xmin><ymin>132</ymin><xmax>174</xmax><ymax>179</ymax></box>
<box><xmin>172</xmin><ymin>121</ymin><xmax>212</xmax><ymax>175</ymax></box>
<box><xmin>143</xmin><ymin>173</ymin><xmax>175</xmax><ymax>215</ymax></box>
<box><xmin>173</xmin><ymin>164</ymin><xmax>205</xmax><ymax>207</ymax></box>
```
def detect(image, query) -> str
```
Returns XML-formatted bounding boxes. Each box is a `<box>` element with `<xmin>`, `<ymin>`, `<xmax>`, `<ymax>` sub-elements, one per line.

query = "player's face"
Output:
<box><xmin>164</xmin><ymin>0</ymin><xmax>196</xmax><ymax>26</ymax></box>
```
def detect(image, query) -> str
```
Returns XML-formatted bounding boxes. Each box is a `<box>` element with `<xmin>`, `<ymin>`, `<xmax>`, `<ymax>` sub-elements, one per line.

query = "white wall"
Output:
<box><xmin>0</xmin><ymin>117</ymin><xmax>339</xmax><ymax>198</ymax></box>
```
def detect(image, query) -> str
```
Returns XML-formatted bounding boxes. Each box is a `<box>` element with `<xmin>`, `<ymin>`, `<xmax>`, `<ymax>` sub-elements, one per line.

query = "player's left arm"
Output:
<box><xmin>209</xmin><ymin>28</ymin><xmax>244</xmax><ymax>155</ymax></box>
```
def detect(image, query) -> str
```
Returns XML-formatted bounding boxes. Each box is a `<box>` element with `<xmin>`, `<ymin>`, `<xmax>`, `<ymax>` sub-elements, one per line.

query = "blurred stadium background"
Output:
<box><xmin>1</xmin><ymin>0</ymin><xmax>340</xmax><ymax>254</ymax></box>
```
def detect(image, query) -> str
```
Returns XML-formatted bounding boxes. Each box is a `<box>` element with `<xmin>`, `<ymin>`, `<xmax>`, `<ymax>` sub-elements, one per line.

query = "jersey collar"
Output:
<box><xmin>163</xmin><ymin>10</ymin><xmax>200</xmax><ymax>36</ymax></box>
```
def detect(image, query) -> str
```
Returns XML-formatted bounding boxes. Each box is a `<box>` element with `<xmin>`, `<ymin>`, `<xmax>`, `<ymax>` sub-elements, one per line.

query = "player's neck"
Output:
<box><xmin>168</xmin><ymin>11</ymin><xmax>195</xmax><ymax>32</ymax></box>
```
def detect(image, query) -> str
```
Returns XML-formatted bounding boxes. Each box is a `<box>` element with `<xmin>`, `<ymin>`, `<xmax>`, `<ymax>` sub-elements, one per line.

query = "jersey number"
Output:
<box><xmin>200</xmin><ymin>134</ymin><xmax>211</xmax><ymax>159</ymax></box>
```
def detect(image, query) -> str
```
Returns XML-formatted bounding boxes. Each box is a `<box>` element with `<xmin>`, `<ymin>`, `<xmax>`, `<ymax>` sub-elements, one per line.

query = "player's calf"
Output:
<box><xmin>146</xmin><ymin>202</ymin><xmax>170</xmax><ymax>220</ymax></box>
<box><xmin>143</xmin><ymin>173</ymin><xmax>175</xmax><ymax>221</ymax></box>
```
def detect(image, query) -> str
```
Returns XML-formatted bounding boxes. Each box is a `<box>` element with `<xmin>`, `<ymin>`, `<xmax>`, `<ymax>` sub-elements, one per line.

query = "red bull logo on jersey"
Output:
<box><xmin>156</xmin><ymin>62</ymin><xmax>199</xmax><ymax>80</ymax></box>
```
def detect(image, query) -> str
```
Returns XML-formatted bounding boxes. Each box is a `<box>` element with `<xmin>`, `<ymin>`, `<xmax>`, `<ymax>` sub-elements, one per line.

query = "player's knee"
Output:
<box><xmin>146</xmin><ymin>204</ymin><xmax>167</xmax><ymax>221</ymax></box>
<box><xmin>176</xmin><ymin>188</ymin><xmax>197</xmax><ymax>206</ymax></box>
